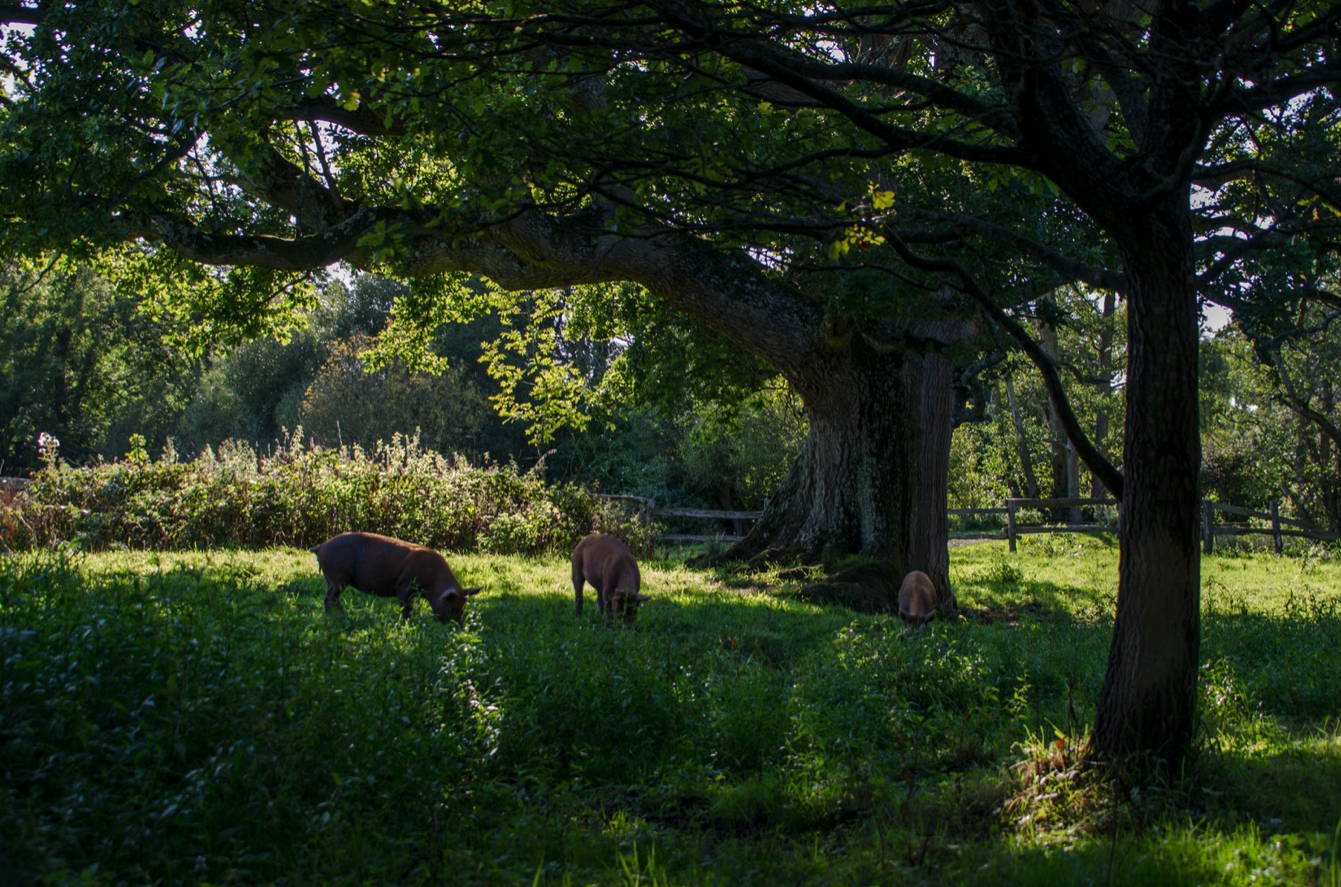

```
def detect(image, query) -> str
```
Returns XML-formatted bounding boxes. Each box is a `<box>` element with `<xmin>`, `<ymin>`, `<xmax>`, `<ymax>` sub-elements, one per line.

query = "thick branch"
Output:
<box><xmin>290</xmin><ymin>98</ymin><xmax>404</xmax><ymax>137</ymax></box>
<box><xmin>120</xmin><ymin>199</ymin><xmax>828</xmax><ymax>373</ymax></box>
<box><xmin>224</xmin><ymin>140</ymin><xmax>359</xmax><ymax>233</ymax></box>
<box><xmin>116</xmin><ymin>208</ymin><xmax>390</xmax><ymax>270</ymax></box>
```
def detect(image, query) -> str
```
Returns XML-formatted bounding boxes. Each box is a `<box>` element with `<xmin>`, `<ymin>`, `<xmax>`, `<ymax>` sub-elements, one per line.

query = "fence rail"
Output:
<box><xmin>9</xmin><ymin>480</ymin><xmax>1333</xmax><ymax>554</ymax></box>
<box><xmin>600</xmin><ymin>492</ymin><xmax>1339</xmax><ymax>553</ymax></box>
<box><xmin>596</xmin><ymin>494</ymin><xmax>758</xmax><ymax>544</ymax></box>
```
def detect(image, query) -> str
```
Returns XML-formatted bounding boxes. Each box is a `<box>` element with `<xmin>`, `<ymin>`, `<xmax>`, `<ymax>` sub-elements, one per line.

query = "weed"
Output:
<box><xmin>982</xmin><ymin>557</ymin><xmax>1025</xmax><ymax>585</ymax></box>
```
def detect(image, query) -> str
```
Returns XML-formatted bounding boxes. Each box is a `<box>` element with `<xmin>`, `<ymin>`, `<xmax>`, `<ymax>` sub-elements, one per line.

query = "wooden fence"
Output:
<box><xmin>956</xmin><ymin>496</ymin><xmax>1338</xmax><ymax>553</ymax></box>
<box><xmin>596</xmin><ymin>494</ymin><xmax>758</xmax><ymax>544</ymax></box>
<box><xmin>1199</xmin><ymin>500</ymin><xmax>1338</xmax><ymax>554</ymax></box>
<box><xmin>1001</xmin><ymin>497</ymin><xmax>1116</xmax><ymax>552</ymax></box>
<box><xmin>600</xmin><ymin>492</ymin><xmax>1339</xmax><ymax>553</ymax></box>
<box><xmin>7</xmin><ymin>480</ymin><xmax>1338</xmax><ymax>554</ymax></box>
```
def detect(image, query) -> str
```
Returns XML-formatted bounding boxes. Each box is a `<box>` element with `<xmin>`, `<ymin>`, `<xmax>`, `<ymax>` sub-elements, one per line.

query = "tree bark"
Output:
<box><xmin>1091</xmin><ymin>205</ymin><xmax>1201</xmax><ymax>768</ymax></box>
<box><xmin>722</xmin><ymin>324</ymin><xmax>958</xmax><ymax>610</ymax></box>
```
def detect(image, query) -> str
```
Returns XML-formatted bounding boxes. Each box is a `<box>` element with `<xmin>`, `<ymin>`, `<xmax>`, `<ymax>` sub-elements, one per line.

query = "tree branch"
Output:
<box><xmin>893</xmin><ymin>208</ymin><xmax>1127</xmax><ymax>291</ymax></box>
<box><xmin>883</xmin><ymin>229</ymin><xmax>1125</xmax><ymax>498</ymax></box>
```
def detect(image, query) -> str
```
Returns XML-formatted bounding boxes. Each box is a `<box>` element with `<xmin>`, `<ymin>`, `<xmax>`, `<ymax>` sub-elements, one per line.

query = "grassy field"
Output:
<box><xmin>1</xmin><ymin>535</ymin><xmax>1339</xmax><ymax>885</ymax></box>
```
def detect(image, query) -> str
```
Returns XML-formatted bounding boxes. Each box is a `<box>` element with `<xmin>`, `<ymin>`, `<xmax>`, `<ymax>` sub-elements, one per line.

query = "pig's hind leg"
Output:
<box><xmin>323</xmin><ymin>576</ymin><xmax>345</xmax><ymax>613</ymax></box>
<box><xmin>573</xmin><ymin>562</ymin><xmax>587</xmax><ymax>617</ymax></box>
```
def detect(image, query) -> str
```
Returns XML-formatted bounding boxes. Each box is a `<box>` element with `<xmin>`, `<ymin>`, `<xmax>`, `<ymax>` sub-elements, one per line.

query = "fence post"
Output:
<box><xmin>1269</xmin><ymin>499</ymin><xmax>1282</xmax><ymax>554</ymax></box>
<box><xmin>1006</xmin><ymin>500</ymin><xmax>1017</xmax><ymax>553</ymax></box>
<box><xmin>1202</xmin><ymin>500</ymin><xmax>1214</xmax><ymax>554</ymax></box>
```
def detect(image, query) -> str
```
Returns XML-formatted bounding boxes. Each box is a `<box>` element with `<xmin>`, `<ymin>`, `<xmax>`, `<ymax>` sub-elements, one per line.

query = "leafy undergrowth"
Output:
<box><xmin>1</xmin><ymin>537</ymin><xmax>1339</xmax><ymax>885</ymax></box>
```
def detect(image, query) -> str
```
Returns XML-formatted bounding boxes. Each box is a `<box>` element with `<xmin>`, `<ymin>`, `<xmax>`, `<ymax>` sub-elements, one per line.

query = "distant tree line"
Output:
<box><xmin>0</xmin><ymin>261</ymin><xmax>805</xmax><ymax>516</ymax></box>
<box><xmin>5</xmin><ymin>261</ymin><xmax>1338</xmax><ymax>536</ymax></box>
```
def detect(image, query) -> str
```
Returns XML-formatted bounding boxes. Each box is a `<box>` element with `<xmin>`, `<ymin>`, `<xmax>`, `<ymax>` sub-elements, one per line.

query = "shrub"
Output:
<box><xmin>0</xmin><ymin>432</ymin><xmax>611</xmax><ymax>556</ymax></box>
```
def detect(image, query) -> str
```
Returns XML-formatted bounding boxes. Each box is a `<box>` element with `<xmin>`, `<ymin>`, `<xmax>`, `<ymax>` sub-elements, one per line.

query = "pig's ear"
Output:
<box><xmin>463</xmin><ymin>585</ymin><xmax>483</xmax><ymax>597</ymax></box>
<box><xmin>441</xmin><ymin>589</ymin><xmax>460</xmax><ymax>602</ymax></box>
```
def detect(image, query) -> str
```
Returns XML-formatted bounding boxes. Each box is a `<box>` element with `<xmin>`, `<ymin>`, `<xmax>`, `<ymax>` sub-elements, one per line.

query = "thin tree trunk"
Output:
<box><xmin>1005</xmin><ymin>375</ymin><xmax>1041</xmax><ymax>499</ymax></box>
<box><xmin>1041</xmin><ymin>324</ymin><xmax>1073</xmax><ymax>521</ymax></box>
<box><xmin>1091</xmin><ymin>291</ymin><xmax>1118</xmax><ymax>500</ymax></box>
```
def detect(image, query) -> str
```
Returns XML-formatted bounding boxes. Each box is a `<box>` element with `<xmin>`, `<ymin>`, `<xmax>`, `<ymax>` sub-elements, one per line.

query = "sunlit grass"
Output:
<box><xmin>1</xmin><ymin>537</ymin><xmax>1339</xmax><ymax>884</ymax></box>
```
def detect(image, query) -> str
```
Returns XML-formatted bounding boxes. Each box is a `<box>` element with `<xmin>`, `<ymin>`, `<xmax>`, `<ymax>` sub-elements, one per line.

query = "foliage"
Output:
<box><xmin>0</xmin><ymin>430</ymin><xmax>651</xmax><ymax>556</ymax></box>
<box><xmin>0</xmin><ymin>542</ymin><xmax>1338</xmax><ymax>884</ymax></box>
<box><xmin>949</xmin><ymin>421</ymin><xmax>1015</xmax><ymax>510</ymax></box>
<box><xmin>174</xmin><ymin>327</ymin><xmax>323</xmax><ymax>450</ymax></box>
<box><xmin>298</xmin><ymin>334</ymin><xmax>493</xmax><ymax>455</ymax></box>
<box><xmin>0</xmin><ymin>259</ymin><xmax>807</xmax><ymax>514</ymax></box>
<box><xmin>1201</xmin><ymin>329</ymin><xmax>1298</xmax><ymax>509</ymax></box>
<box><xmin>0</xmin><ymin>259</ymin><xmax>198</xmax><ymax>470</ymax></box>
<box><xmin>175</xmin><ymin>273</ymin><xmax>532</xmax><ymax>462</ymax></box>
<box><xmin>1202</xmin><ymin>322</ymin><xmax>1341</xmax><ymax>532</ymax></box>
<box><xmin>953</xmin><ymin>288</ymin><xmax>1126</xmax><ymax>504</ymax></box>
<box><xmin>671</xmin><ymin>384</ymin><xmax>806</xmax><ymax>512</ymax></box>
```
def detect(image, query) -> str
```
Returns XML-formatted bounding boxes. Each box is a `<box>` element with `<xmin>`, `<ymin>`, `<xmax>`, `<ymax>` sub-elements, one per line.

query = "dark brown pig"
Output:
<box><xmin>313</xmin><ymin>532</ymin><xmax>482</xmax><ymax>624</ymax></box>
<box><xmin>897</xmin><ymin>570</ymin><xmax>937</xmax><ymax>627</ymax></box>
<box><xmin>571</xmin><ymin>533</ymin><xmax>648</xmax><ymax>625</ymax></box>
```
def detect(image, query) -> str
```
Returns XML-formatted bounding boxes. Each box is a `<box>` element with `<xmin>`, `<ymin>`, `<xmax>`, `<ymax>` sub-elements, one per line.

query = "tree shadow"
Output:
<box><xmin>1199</xmin><ymin>739</ymin><xmax>1341</xmax><ymax>833</ymax></box>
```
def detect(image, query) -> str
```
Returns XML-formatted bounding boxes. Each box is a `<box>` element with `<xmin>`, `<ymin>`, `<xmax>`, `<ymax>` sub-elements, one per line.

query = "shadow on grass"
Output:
<box><xmin>1201</xmin><ymin>608</ymin><xmax>1341</xmax><ymax>723</ymax></box>
<box><xmin>16</xmin><ymin>551</ymin><xmax>1336</xmax><ymax>885</ymax></box>
<box><xmin>1200</xmin><ymin>739</ymin><xmax>1341</xmax><ymax>833</ymax></box>
<box><xmin>953</xmin><ymin>576</ymin><xmax>1110</xmax><ymax>627</ymax></box>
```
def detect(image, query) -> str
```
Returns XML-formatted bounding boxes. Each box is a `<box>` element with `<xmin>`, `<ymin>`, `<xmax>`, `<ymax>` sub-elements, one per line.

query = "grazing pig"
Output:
<box><xmin>898</xmin><ymin>570</ymin><xmax>937</xmax><ymax>627</ymax></box>
<box><xmin>313</xmin><ymin>532</ymin><xmax>482</xmax><ymax>624</ymax></box>
<box><xmin>571</xmin><ymin>533</ymin><xmax>649</xmax><ymax>625</ymax></box>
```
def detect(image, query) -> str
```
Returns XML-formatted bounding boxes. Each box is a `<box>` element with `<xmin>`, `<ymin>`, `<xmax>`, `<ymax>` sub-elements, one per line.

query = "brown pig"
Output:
<box><xmin>571</xmin><ymin>533</ymin><xmax>649</xmax><ymax>625</ymax></box>
<box><xmin>898</xmin><ymin>570</ymin><xmax>937</xmax><ymax>627</ymax></box>
<box><xmin>313</xmin><ymin>532</ymin><xmax>482</xmax><ymax>624</ymax></box>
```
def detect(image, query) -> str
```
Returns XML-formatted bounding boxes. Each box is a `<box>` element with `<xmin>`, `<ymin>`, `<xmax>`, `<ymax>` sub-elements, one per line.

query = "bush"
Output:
<box><xmin>0</xmin><ymin>431</ymin><xmax>637</xmax><ymax>556</ymax></box>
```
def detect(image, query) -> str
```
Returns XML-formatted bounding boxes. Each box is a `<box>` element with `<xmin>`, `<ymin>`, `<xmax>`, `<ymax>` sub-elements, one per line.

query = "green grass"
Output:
<box><xmin>2</xmin><ymin>535</ymin><xmax>1339</xmax><ymax>885</ymax></box>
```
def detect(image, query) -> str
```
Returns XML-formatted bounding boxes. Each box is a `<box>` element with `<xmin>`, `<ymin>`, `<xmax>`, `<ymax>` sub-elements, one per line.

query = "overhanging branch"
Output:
<box><xmin>884</xmin><ymin>230</ymin><xmax>1126</xmax><ymax>499</ymax></box>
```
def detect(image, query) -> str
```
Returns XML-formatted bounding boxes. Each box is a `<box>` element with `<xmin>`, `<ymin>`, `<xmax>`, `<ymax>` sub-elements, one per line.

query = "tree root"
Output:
<box><xmin>792</xmin><ymin>560</ymin><xmax>902</xmax><ymax>614</ymax></box>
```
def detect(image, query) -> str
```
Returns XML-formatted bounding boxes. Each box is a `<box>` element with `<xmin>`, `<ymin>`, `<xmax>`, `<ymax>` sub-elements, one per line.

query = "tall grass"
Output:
<box><xmin>0</xmin><ymin>431</ymin><xmax>648</xmax><ymax>555</ymax></box>
<box><xmin>2</xmin><ymin>537</ymin><xmax>1338</xmax><ymax>884</ymax></box>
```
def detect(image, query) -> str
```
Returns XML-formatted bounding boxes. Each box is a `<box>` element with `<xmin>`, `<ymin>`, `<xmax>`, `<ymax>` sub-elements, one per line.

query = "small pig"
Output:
<box><xmin>313</xmin><ymin>532</ymin><xmax>482</xmax><ymax>624</ymax></box>
<box><xmin>898</xmin><ymin>569</ymin><xmax>937</xmax><ymax>627</ymax></box>
<box><xmin>571</xmin><ymin>533</ymin><xmax>649</xmax><ymax>625</ymax></box>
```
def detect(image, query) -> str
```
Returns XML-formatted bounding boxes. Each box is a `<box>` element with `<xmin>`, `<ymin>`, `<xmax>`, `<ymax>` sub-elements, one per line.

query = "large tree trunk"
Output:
<box><xmin>721</xmin><ymin>326</ymin><xmax>957</xmax><ymax>610</ymax></box>
<box><xmin>1091</xmin><ymin>207</ymin><xmax>1201</xmax><ymax>768</ymax></box>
